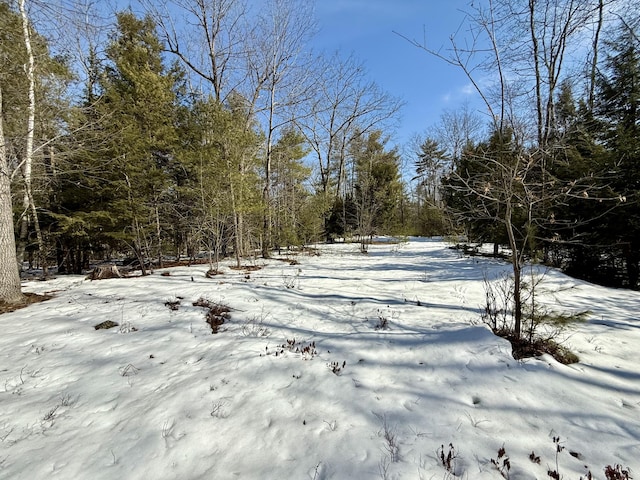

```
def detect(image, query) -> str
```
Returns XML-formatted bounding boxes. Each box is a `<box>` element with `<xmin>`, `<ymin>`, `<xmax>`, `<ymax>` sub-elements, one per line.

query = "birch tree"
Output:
<box><xmin>0</xmin><ymin>0</ymin><xmax>69</xmax><ymax>301</ymax></box>
<box><xmin>17</xmin><ymin>0</ymin><xmax>49</xmax><ymax>276</ymax></box>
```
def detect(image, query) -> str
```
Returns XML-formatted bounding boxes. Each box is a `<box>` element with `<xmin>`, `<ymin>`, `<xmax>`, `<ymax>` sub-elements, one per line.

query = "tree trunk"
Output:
<box><xmin>124</xmin><ymin>173</ymin><xmax>148</xmax><ymax>276</ymax></box>
<box><xmin>262</xmin><ymin>82</ymin><xmax>276</xmax><ymax>259</ymax></box>
<box><xmin>512</xmin><ymin>259</ymin><xmax>522</xmax><ymax>340</ymax></box>
<box><xmin>529</xmin><ymin>0</ymin><xmax>544</xmax><ymax>147</ymax></box>
<box><xmin>19</xmin><ymin>0</ymin><xmax>48</xmax><ymax>277</ymax></box>
<box><xmin>155</xmin><ymin>201</ymin><xmax>163</xmax><ymax>268</ymax></box>
<box><xmin>0</xmin><ymin>176</ymin><xmax>21</xmax><ymax>304</ymax></box>
<box><xmin>505</xmin><ymin>199</ymin><xmax>522</xmax><ymax>339</ymax></box>
<box><xmin>0</xmin><ymin>86</ymin><xmax>23</xmax><ymax>304</ymax></box>
<box><xmin>87</xmin><ymin>264</ymin><xmax>122</xmax><ymax>280</ymax></box>
<box><xmin>588</xmin><ymin>0</ymin><xmax>604</xmax><ymax>111</ymax></box>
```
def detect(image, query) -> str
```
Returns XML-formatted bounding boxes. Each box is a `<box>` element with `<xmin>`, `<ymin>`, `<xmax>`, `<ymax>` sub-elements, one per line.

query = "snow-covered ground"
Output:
<box><xmin>1</xmin><ymin>238</ymin><xmax>638</xmax><ymax>479</ymax></box>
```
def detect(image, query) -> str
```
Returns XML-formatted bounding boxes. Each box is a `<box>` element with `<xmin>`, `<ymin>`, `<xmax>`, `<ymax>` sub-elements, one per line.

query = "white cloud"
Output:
<box><xmin>461</xmin><ymin>82</ymin><xmax>476</xmax><ymax>96</ymax></box>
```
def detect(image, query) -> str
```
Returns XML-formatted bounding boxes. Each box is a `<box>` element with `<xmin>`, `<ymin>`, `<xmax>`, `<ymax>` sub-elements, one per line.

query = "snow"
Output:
<box><xmin>1</xmin><ymin>238</ymin><xmax>639</xmax><ymax>479</ymax></box>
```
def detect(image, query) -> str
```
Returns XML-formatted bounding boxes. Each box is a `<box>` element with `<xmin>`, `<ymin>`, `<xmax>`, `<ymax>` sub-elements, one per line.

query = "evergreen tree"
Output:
<box><xmin>0</xmin><ymin>1</ymin><xmax>72</xmax><ymax>297</ymax></box>
<box><xmin>76</xmin><ymin>11</ymin><xmax>184</xmax><ymax>272</ymax></box>
<box><xmin>544</xmin><ymin>81</ymin><xmax>613</xmax><ymax>280</ymax></box>
<box><xmin>270</xmin><ymin>127</ymin><xmax>312</xmax><ymax>249</ymax></box>
<box><xmin>443</xmin><ymin>131</ymin><xmax>515</xmax><ymax>251</ymax></box>
<box><xmin>593</xmin><ymin>21</ymin><xmax>640</xmax><ymax>288</ymax></box>
<box><xmin>413</xmin><ymin>138</ymin><xmax>449</xmax><ymax>204</ymax></box>
<box><xmin>350</xmin><ymin>131</ymin><xmax>403</xmax><ymax>247</ymax></box>
<box><xmin>412</xmin><ymin>137</ymin><xmax>450</xmax><ymax>236</ymax></box>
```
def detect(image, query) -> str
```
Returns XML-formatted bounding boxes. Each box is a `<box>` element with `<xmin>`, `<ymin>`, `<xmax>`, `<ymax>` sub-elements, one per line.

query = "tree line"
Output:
<box><xmin>0</xmin><ymin>0</ymin><xmax>409</xmax><ymax>305</ymax></box>
<box><xmin>1</xmin><ymin>0</ymin><xmax>639</xmax><ymax>324</ymax></box>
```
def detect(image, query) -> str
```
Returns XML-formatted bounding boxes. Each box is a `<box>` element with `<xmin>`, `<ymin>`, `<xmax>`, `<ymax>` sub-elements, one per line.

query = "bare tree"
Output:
<box><xmin>244</xmin><ymin>0</ymin><xmax>316</xmax><ymax>257</ymax></box>
<box><xmin>588</xmin><ymin>0</ymin><xmax>605</xmax><ymax>110</ymax></box>
<box><xmin>430</xmin><ymin>104</ymin><xmax>484</xmax><ymax>163</ymax></box>
<box><xmin>17</xmin><ymin>0</ymin><xmax>49</xmax><ymax>276</ymax></box>
<box><xmin>146</xmin><ymin>0</ymin><xmax>256</xmax><ymax>264</ymax></box>
<box><xmin>149</xmin><ymin>0</ymin><xmax>247</xmax><ymax>103</ymax></box>
<box><xmin>296</xmin><ymin>53</ymin><xmax>403</xmax><ymax>201</ymax></box>
<box><xmin>517</xmin><ymin>0</ymin><xmax>603</xmax><ymax>147</ymax></box>
<box><xmin>401</xmin><ymin>0</ymin><xmax>550</xmax><ymax>338</ymax></box>
<box><xmin>405</xmin><ymin>0</ymin><xmax>622</xmax><ymax>341</ymax></box>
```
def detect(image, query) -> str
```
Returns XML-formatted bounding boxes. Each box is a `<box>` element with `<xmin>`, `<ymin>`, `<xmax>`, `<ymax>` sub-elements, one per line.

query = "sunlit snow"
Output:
<box><xmin>1</xmin><ymin>238</ymin><xmax>638</xmax><ymax>479</ymax></box>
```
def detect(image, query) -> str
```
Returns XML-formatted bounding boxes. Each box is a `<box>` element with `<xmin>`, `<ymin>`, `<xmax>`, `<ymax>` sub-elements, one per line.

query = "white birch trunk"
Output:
<box><xmin>19</xmin><ymin>0</ymin><xmax>48</xmax><ymax>276</ymax></box>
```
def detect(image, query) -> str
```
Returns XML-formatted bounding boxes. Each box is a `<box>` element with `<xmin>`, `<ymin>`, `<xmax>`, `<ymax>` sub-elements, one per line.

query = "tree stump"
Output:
<box><xmin>86</xmin><ymin>264</ymin><xmax>122</xmax><ymax>280</ymax></box>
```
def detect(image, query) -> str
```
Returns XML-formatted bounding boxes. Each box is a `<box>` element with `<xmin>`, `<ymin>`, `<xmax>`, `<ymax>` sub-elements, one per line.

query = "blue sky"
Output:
<box><xmin>312</xmin><ymin>0</ymin><xmax>479</xmax><ymax>148</ymax></box>
<box><xmin>108</xmin><ymin>0</ymin><xmax>479</xmax><ymax>150</ymax></box>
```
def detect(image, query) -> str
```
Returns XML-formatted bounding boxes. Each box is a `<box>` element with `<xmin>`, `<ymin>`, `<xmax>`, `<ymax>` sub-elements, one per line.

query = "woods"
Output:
<box><xmin>1</xmin><ymin>0</ymin><xmax>639</xmax><ymax>310</ymax></box>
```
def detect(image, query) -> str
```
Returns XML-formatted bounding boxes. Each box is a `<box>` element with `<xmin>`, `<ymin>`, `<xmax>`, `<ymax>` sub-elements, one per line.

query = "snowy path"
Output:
<box><xmin>1</xmin><ymin>239</ymin><xmax>638</xmax><ymax>479</ymax></box>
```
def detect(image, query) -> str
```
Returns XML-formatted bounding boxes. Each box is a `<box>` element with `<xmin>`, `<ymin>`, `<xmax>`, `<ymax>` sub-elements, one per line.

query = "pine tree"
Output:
<box><xmin>270</xmin><ymin>127</ymin><xmax>312</xmax><ymax>249</ymax></box>
<box><xmin>413</xmin><ymin>138</ymin><xmax>449</xmax><ymax>204</ymax></box>
<box><xmin>544</xmin><ymin>81</ymin><xmax>613</xmax><ymax>282</ymax></box>
<box><xmin>350</xmin><ymin>130</ymin><xmax>403</xmax><ymax>248</ymax></box>
<box><xmin>91</xmin><ymin>12</ymin><xmax>183</xmax><ymax>272</ymax></box>
<box><xmin>594</xmin><ymin>21</ymin><xmax>640</xmax><ymax>288</ymax></box>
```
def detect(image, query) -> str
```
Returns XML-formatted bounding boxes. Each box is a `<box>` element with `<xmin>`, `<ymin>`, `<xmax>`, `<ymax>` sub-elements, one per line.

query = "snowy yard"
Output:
<box><xmin>1</xmin><ymin>238</ymin><xmax>638</xmax><ymax>479</ymax></box>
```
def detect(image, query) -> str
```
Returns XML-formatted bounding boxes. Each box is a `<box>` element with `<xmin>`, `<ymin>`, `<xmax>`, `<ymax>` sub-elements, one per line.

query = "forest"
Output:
<box><xmin>1</xmin><ymin>0</ymin><xmax>639</xmax><ymax>308</ymax></box>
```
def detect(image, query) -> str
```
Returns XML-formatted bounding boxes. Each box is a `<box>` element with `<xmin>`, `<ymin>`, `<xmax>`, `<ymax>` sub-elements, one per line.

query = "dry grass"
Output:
<box><xmin>0</xmin><ymin>292</ymin><xmax>52</xmax><ymax>315</ymax></box>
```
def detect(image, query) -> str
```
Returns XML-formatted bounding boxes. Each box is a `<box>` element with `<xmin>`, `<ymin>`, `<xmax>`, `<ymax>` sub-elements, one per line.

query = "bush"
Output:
<box><xmin>481</xmin><ymin>269</ymin><xmax>585</xmax><ymax>364</ymax></box>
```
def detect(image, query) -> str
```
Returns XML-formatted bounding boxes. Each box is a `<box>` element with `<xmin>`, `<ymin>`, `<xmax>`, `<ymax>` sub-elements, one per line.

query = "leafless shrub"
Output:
<box><xmin>59</xmin><ymin>393</ymin><xmax>77</xmax><ymax>407</ymax></box>
<box><xmin>378</xmin><ymin>454</ymin><xmax>391</xmax><ymax>480</ymax></box>
<box><xmin>547</xmin><ymin>436</ymin><xmax>565</xmax><ymax>480</ymax></box>
<box><xmin>282</xmin><ymin>268</ymin><xmax>301</xmax><ymax>289</ymax></box>
<box><xmin>323</xmin><ymin>420</ymin><xmax>337</xmax><ymax>432</ymax></box>
<box><xmin>328</xmin><ymin>360</ymin><xmax>346</xmax><ymax>375</ymax></box>
<box><xmin>481</xmin><ymin>271</ymin><xmax>513</xmax><ymax>334</ymax></box>
<box><xmin>378</xmin><ymin>416</ymin><xmax>399</xmax><ymax>463</ymax></box>
<box><xmin>164</xmin><ymin>299</ymin><xmax>181</xmax><ymax>311</ymax></box>
<box><xmin>161</xmin><ymin>419</ymin><xmax>175</xmax><ymax>440</ymax></box>
<box><xmin>241</xmin><ymin>311</ymin><xmax>271</xmax><ymax>337</ymax></box>
<box><xmin>210</xmin><ymin>400</ymin><xmax>228</xmax><ymax>419</ymax></box>
<box><xmin>482</xmin><ymin>270</ymin><xmax>584</xmax><ymax>364</ymax></box>
<box><xmin>119</xmin><ymin>321</ymin><xmax>138</xmax><ymax>333</ymax></box>
<box><xmin>42</xmin><ymin>405</ymin><xmax>59</xmax><ymax>422</ymax></box>
<box><xmin>375</xmin><ymin>314</ymin><xmax>389</xmax><ymax>330</ymax></box>
<box><xmin>265</xmin><ymin>338</ymin><xmax>318</xmax><ymax>359</ymax></box>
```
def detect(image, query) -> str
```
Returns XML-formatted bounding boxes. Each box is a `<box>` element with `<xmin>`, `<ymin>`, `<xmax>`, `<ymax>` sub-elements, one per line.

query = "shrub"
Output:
<box><xmin>481</xmin><ymin>269</ymin><xmax>585</xmax><ymax>364</ymax></box>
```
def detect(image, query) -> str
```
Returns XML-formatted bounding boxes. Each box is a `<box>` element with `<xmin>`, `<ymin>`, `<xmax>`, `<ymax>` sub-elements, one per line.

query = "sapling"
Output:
<box><xmin>380</xmin><ymin>418</ymin><xmax>399</xmax><ymax>463</ymax></box>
